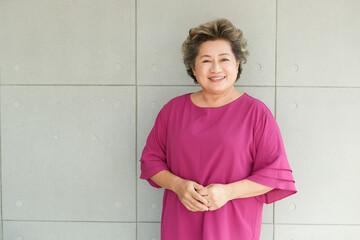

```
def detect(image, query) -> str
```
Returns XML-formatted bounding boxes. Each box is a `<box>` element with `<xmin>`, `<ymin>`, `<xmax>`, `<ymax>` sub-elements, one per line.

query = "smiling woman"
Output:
<box><xmin>182</xmin><ymin>18</ymin><xmax>249</xmax><ymax>84</ymax></box>
<box><xmin>182</xmin><ymin>18</ymin><xmax>249</xmax><ymax>107</ymax></box>
<box><xmin>139</xmin><ymin>18</ymin><xmax>297</xmax><ymax>240</ymax></box>
<box><xmin>190</xmin><ymin>39</ymin><xmax>241</xmax><ymax>106</ymax></box>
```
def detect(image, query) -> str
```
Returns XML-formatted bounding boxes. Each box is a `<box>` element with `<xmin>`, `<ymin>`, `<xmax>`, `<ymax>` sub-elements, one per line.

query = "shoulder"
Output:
<box><xmin>156</xmin><ymin>93</ymin><xmax>189</xmax><ymax>116</ymax></box>
<box><xmin>160</xmin><ymin>93</ymin><xmax>188</xmax><ymax>109</ymax></box>
<box><xmin>242</xmin><ymin>95</ymin><xmax>282</xmax><ymax>138</ymax></box>
<box><xmin>167</xmin><ymin>93</ymin><xmax>189</xmax><ymax>105</ymax></box>
<box><xmin>241</xmin><ymin>93</ymin><xmax>277</xmax><ymax>131</ymax></box>
<box><xmin>244</xmin><ymin>93</ymin><xmax>272</xmax><ymax>115</ymax></box>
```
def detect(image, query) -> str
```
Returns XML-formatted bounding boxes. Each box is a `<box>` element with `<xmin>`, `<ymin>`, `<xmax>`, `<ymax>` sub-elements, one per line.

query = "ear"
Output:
<box><xmin>191</xmin><ymin>65</ymin><xmax>196</xmax><ymax>76</ymax></box>
<box><xmin>236</xmin><ymin>60</ymin><xmax>240</xmax><ymax>71</ymax></box>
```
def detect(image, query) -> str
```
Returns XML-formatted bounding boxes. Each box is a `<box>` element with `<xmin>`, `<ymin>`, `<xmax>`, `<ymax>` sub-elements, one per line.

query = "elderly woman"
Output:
<box><xmin>139</xmin><ymin>18</ymin><xmax>297</xmax><ymax>240</ymax></box>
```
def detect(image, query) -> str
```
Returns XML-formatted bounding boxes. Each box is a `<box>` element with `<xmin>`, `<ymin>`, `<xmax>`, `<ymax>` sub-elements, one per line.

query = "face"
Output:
<box><xmin>192</xmin><ymin>39</ymin><xmax>240</xmax><ymax>94</ymax></box>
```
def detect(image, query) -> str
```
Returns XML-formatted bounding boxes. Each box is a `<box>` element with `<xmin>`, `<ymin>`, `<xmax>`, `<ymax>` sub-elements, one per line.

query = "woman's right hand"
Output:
<box><xmin>173</xmin><ymin>178</ymin><xmax>209</xmax><ymax>212</ymax></box>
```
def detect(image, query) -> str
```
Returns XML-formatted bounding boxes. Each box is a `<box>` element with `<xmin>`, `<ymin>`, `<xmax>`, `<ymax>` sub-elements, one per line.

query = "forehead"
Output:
<box><xmin>197</xmin><ymin>39</ymin><xmax>233</xmax><ymax>56</ymax></box>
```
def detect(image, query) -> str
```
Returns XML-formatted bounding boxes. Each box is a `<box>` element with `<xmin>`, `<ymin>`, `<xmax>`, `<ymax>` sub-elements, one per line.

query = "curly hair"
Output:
<box><xmin>181</xmin><ymin>18</ymin><xmax>249</xmax><ymax>84</ymax></box>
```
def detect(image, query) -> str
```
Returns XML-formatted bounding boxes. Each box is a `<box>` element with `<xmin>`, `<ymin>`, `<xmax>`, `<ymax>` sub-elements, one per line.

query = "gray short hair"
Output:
<box><xmin>181</xmin><ymin>18</ymin><xmax>249</xmax><ymax>84</ymax></box>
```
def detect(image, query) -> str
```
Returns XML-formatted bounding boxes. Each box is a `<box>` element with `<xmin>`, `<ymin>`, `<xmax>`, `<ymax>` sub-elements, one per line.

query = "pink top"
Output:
<box><xmin>139</xmin><ymin>92</ymin><xmax>297</xmax><ymax>240</ymax></box>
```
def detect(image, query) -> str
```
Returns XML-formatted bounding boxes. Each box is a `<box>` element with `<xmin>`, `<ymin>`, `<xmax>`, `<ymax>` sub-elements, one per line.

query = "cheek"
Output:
<box><xmin>229</xmin><ymin>64</ymin><xmax>239</xmax><ymax>74</ymax></box>
<box><xmin>195</xmin><ymin>65</ymin><xmax>208</xmax><ymax>76</ymax></box>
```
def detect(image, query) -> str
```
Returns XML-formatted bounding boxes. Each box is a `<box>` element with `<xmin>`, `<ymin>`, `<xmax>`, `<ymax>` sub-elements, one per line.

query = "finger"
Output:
<box><xmin>188</xmin><ymin>197</ymin><xmax>208</xmax><ymax>211</ymax></box>
<box><xmin>185</xmin><ymin>200</ymin><xmax>203</xmax><ymax>212</ymax></box>
<box><xmin>208</xmin><ymin>206</ymin><xmax>217</xmax><ymax>211</ymax></box>
<box><xmin>192</xmin><ymin>191</ymin><xmax>209</xmax><ymax>205</ymax></box>
<box><xmin>182</xmin><ymin>194</ymin><xmax>207</xmax><ymax>212</ymax></box>
<box><xmin>192</xmin><ymin>183</ymin><xmax>209</xmax><ymax>202</ymax></box>
<box><xmin>193</xmin><ymin>183</ymin><xmax>205</xmax><ymax>191</ymax></box>
<box><xmin>181</xmin><ymin>199</ymin><xmax>197</xmax><ymax>212</ymax></box>
<box><xmin>203</xmin><ymin>195</ymin><xmax>213</xmax><ymax>205</ymax></box>
<box><xmin>196</xmin><ymin>188</ymin><xmax>208</xmax><ymax>196</ymax></box>
<box><xmin>185</xmin><ymin>203</ymin><xmax>197</xmax><ymax>212</ymax></box>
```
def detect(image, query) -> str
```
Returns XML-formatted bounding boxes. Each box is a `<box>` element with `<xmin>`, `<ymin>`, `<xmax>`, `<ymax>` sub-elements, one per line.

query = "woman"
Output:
<box><xmin>139</xmin><ymin>18</ymin><xmax>297</xmax><ymax>240</ymax></box>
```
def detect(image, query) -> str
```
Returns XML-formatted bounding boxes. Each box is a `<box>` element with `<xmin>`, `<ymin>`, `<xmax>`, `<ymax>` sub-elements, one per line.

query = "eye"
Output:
<box><xmin>202</xmin><ymin>59</ymin><xmax>210</xmax><ymax>63</ymax></box>
<box><xmin>221</xmin><ymin>58</ymin><xmax>230</xmax><ymax>62</ymax></box>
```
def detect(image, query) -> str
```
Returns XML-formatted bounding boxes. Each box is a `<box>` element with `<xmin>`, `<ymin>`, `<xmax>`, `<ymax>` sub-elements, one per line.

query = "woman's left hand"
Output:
<box><xmin>196</xmin><ymin>184</ymin><xmax>231</xmax><ymax>211</ymax></box>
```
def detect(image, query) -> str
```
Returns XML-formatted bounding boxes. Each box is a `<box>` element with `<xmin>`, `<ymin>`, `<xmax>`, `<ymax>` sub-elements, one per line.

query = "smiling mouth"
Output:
<box><xmin>209</xmin><ymin>76</ymin><xmax>225</xmax><ymax>81</ymax></box>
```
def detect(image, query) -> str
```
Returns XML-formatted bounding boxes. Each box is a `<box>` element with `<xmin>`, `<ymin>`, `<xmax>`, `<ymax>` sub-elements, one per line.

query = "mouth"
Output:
<box><xmin>209</xmin><ymin>76</ymin><xmax>225</xmax><ymax>82</ymax></box>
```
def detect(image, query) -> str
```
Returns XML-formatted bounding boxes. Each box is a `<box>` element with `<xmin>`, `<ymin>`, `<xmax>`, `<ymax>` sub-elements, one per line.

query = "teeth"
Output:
<box><xmin>210</xmin><ymin>77</ymin><xmax>224</xmax><ymax>80</ymax></box>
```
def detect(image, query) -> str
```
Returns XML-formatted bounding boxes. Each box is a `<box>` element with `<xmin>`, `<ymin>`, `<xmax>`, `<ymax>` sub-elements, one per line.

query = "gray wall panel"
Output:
<box><xmin>3</xmin><ymin>221</ymin><xmax>136</xmax><ymax>240</ymax></box>
<box><xmin>277</xmin><ymin>0</ymin><xmax>360</xmax><ymax>86</ymax></box>
<box><xmin>276</xmin><ymin>225</ymin><xmax>360</xmax><ymax>240</ymax></box>
<box><xmin>1</xmin><ymin>86</ymin><xmax>136</xmax><ymax>221</ymax></box>
<box><xmin>137</xmin><ymin>223</ymin><xmax>161</xmax><ymax>240</ymax></box>
<box><xmin>0</xmin><ymin>0</ymin><xmax>135</xmax><ymax>85</ymax></box>
<box><xmin>260</xmin><ymin>224</ymin><xmax>273</xmax><ymax>240</ymax></box>
<box><xmin>276</xmin><ymin>87</ymin><xmax>360</xmax><ymax>224</ymax></box>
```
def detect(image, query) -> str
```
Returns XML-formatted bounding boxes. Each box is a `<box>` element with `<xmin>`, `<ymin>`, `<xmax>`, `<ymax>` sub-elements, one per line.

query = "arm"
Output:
<box><xmin>226</xmin><ymin>179</ymin><xmax>274</xmax><ymax>200</ymax></box>
<box><xmin>150</xmin><ymin>169</ymin><xmax>182</xmax><ymax>192</ymax></box>
<box><xmin>150</xmin><ymin>170</ymin><xmax>209</xmax><ymax>212</ymax></box>
<box><xmin>197</xmin><ymin>179</ymin><xmax>274</xmax><ymax>211</ymax></box>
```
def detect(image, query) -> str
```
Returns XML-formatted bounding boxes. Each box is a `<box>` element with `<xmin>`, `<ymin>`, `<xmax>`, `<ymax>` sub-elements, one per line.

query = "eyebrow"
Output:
<box><xmin>200</xmin><ymin>53</ymin><xmax>231</xmax><ymax>59</ymax></box>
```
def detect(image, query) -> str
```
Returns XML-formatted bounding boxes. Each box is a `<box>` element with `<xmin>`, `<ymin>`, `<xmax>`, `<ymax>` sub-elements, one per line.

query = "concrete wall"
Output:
<box><xmin>0</xmin><ymin>0</ymin><xmax>359</xmax><ymax>239</ymax></box>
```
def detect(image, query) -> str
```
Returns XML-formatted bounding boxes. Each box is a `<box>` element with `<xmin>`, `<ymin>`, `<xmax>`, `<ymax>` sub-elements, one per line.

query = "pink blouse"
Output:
<box><xmin>139</xmin><ymin>92</ymin><xmax>297</xmax><ymax>240</ymax></box>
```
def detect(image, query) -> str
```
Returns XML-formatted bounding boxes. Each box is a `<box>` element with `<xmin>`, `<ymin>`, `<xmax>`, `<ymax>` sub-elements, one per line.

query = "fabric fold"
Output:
<box><xmin>246</xmin><ymin>173</ymin><xmax>297</xmax><ymax>204</ymax></box>
<box><xmin>139</xmin><ymin>104</ymin><xmax>170</xmax><ymax>188</ymax></box>
<box><xmin>246</xmin><ymin>107</ymin><xmax>297</xmax><ymax>204</ymax></box>
<box><xmin>252</xmin><ymin>168</ymin><xmax>295</xmax><ymax>181</ymax></box>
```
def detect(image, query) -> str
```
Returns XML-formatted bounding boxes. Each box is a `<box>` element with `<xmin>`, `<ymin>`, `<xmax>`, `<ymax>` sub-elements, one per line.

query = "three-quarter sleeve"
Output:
<box><xmin>139</xmin><ymin>105</ymin><xmax>170</xmax><ymax>188</ymax></box>
<box><xmin>246</xmin><ymin>107</ymin><xmax>297</xmax><ymax>204</ymax></box>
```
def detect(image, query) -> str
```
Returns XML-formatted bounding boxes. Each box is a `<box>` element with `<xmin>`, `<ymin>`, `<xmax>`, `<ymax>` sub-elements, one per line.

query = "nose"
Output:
<box><xmin>210</xmin><ymin>61</ymin><xmax>222</xmax><ymax>73</ymax></box>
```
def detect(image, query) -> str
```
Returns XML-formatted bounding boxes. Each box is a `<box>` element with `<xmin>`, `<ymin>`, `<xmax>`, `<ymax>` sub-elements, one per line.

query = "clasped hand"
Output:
<box><xmin>174</xmin><ymin>179</ymin><xmax>230</xmax><ymax>212</ymax></box>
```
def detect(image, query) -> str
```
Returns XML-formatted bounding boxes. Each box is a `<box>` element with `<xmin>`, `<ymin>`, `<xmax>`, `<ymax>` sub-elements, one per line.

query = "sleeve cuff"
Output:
<box><xmin>140</xmin><ymin>165</ymin><xmax>170</xmax><ymax>188</ymax></box>
<box><xmin>246</xmin><ymin>170</ymin><xmax>297</xmax><ymax>204</ymax></box>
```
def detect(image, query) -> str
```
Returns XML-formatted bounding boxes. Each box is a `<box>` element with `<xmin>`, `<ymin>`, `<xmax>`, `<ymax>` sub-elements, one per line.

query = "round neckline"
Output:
<box><xmin>188</xmin><ymin>92</ymin><xmax>247</xmax><ymax>109</ymax></box>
